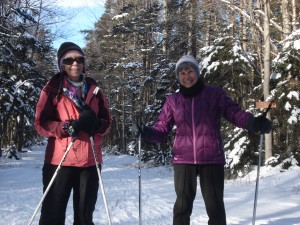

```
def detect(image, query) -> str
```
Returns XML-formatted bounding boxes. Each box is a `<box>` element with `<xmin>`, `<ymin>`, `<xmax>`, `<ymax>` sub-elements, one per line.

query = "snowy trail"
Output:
<box><xmin>0</xmin><ymin>145</ymin><xmax>300</xmax><ymax>225</ymax></box>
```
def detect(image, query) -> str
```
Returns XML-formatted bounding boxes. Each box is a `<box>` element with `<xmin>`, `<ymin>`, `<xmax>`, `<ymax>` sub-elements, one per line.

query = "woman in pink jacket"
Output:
<box><xmin>133</xmin><ymin>55</ymin><xmax>272</xmax><ymax>225</ymax></box>
<box><xmin>35</xmin><ymin>42</ymin><xmax>111</xmax><ymax>225</ymax></box>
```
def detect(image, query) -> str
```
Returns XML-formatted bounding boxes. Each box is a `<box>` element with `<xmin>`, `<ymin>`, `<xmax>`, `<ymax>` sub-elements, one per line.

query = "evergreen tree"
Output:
<box><xmin>272</xmin><ymin>30</ymin><xmax>300</xmax><ymax>165</ymax></box>
<box><xmin>0</xmin><ymin>0</ymin><xmax>52</xmax><ymax>153</ymax></box>
<box><xmin>81</xmin><ymin>0</ymin><xmax>300</xmax><ymax>171</ymax></box>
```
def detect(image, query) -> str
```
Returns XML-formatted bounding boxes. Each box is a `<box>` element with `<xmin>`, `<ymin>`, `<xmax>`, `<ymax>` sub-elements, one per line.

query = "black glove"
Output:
<box><xmin>65</xmin><ymin>110</ymin><xmax>99</xmax><ymax>137</ymax></box>
<box><xmin>131</xmin><ymin>123</ymin><xmax>151</xmax><ymax>139</ymax></box>
<box><xmin>132</xmin><ymin>123</ymin><xmax>143</xmax><ymax>138</ymax></box>
<box><xmin>77</xmin><ymin>109</ymin><xmax>100</xmax><ymax>135</ymax></box>
<box><xmin>247</xmin><ymin>115</ymin><xmax>272</xmax><ymax>134</ymax></box>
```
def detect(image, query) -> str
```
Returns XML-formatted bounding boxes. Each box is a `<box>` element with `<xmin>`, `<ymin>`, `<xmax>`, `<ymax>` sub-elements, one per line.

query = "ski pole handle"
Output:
<box><xmin>136</xmin><ymin>112</ymin><xmax>143</xmax><ymax>128</ymax></box>
<box><xmin>262</xmin><ymin>101</ymin><xmax>273</xmax><ymax>118</ymax></box>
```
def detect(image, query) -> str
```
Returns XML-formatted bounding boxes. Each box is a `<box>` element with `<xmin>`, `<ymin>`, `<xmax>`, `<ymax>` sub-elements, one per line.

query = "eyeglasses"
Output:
<box><xmin>62</xmin><ymin>57</ymin><xmax>85</xmax><ymax>65</ymax></box>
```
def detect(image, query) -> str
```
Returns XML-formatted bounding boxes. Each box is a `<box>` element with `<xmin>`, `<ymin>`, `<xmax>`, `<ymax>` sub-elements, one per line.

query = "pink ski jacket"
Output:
<box><xmin>35</xmin><ymin>73</ymin><xmax>112</xmax><ymax>167</ymax></box>
<box><xmin>146</xmin><ymin>85</ymin><xmax>253</xmax><ymax>165</ymax></box>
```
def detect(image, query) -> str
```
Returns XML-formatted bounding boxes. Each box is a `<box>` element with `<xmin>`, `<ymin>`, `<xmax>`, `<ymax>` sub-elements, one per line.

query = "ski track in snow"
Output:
<box><xmin>0</xmin><ymin>145</ymin><xmax>300</xmax><ymax>225</ymax></box>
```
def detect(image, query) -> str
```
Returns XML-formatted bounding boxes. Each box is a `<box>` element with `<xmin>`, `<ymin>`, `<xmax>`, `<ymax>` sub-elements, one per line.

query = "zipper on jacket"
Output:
<box><xmin>192</xmin><ymin>98</ymin><xmax>197</xmax><ymax>164</ymax></box>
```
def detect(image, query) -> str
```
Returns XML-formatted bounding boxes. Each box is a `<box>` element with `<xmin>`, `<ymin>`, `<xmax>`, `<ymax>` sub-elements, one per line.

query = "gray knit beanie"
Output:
<box><xmin>175</xmin><ymin>55</ymin><xmax>201</xmax><ymax>80</ymax></box>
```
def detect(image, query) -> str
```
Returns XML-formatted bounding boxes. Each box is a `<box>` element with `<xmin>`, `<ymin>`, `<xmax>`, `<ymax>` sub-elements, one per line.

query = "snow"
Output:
<box><xmin>112</xmin><ymin>13</ymin><xmax>129</xmax><ymax>20</ymax></box>
<box><xmin>1</xmin><ymin>145</ymin><xmax>300</xmax><ymax>225</ymax></box>
<box><xmin>295</xmin><ymin>40</ymin><xmax>300</xmax><ymax>50</ymax></box>
<box><xmin>287</xmin><ymin>91</ymin><xmax>299</xmax><ymax>101</ymax></box>
<box><xmin>288</xmin><ymin>107</ymin><xmax>300</xmax><ymax>125</ymax></box>
<box><xmin>285</xmin><ymin>101</ymin><xmax>292</xmax><ymax>111</ymax></box>
<box><xmin>227</xmin><ymin>135</ymin><xmax>248</xmax><ymax>169</ymax></box>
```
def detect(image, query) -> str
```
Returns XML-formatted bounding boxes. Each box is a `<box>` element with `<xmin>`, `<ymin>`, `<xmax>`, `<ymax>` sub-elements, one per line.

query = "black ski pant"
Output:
<box><xmin>173</xmin><ymin>164</ymin><xmax>226</xmax><ymax>225</ymax></box>
<box><xmin>39</xmin><ymin>164</ymin><xmax>100</xmax><ymax>225</ymax></box>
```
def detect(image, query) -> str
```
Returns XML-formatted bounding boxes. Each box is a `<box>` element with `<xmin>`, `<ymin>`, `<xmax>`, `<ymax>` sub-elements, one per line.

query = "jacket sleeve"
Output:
<box><xmin>218</xmin><ymin>88</ymin><xmax>253</xmax><ymax>128</ymax></box>
<box><xmin>95</xmin><ymin>91</ymin><xmax>112</xmax><ymax>135</ymax></box>
<box><xmin>35</xmin><ymin>88</ymin><xmax>68</xmax><ymax>138</ymax></box>
<box><xmin>145</xmin><ymin>96</ymin><xmax>175</xmax><ymax>143</ymax></box>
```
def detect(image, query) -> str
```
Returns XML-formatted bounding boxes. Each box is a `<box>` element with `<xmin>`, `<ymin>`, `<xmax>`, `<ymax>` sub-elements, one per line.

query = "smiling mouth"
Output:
<box><xmin>70</xmin><ymin>68</ymin><xmax>81</xmax><ymax>71</ymax></box>
<box><xmin>185</xmin><ymin>80</ymin><xmax>194</xmax><ymax>84</ymax></box>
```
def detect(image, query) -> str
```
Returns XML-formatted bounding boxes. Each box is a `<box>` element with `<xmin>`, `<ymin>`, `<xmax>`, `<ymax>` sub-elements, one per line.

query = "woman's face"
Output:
<box><xmin>178</xmin><ymin>66</ymin><xmax>198</xmax><ymax>88</ymax></box>
<box><xmin>62</xmin><ymin>53</ymin><xmax>84</xmax><ymax>81</ymax></box>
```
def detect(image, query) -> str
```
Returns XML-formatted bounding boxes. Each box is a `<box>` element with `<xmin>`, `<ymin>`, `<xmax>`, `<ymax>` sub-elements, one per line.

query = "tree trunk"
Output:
<box><xmin>241</xmin><ymin>0</ymin><xmax>247</xmax><ymax>51</ymax></box>
<box><xmin>281</xmin><ymin>0</ymin><xmax>291</xmax><ymax>37</ymax></box>
<box><xmin>16</xmin><ymin>114</ymin><xmax>24</xmax><ymax>152</ymax></box>
<box><xmin>291</xmin><ymin>0</ymin><xmax>297</xmax><ymax>32</ymax></box>
<box><xmin>122</xmin><ymin>72</ymin><xmax>126</xmax><ymax>153</ymax></box>
<box><xmin>188</xmin><ymin>0</ymin><xmax>197</xmax><ymax>57</ymax></box>
<box><xmin>163</xmin><ymin>0</ymin><xmax>169</xmax><ymax>55</ymax></box>
<box><xmin>263</xmin><ymin>0</ymin><xmax>272</xmax><ymax>160</ymax></box>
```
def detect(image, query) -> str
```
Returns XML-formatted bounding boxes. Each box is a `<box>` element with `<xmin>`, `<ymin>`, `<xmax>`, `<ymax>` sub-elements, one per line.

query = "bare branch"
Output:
<box><xmin>219</xmin><ymin>0</ymin><xmax>283</xmax><ymax>34</ymax></box>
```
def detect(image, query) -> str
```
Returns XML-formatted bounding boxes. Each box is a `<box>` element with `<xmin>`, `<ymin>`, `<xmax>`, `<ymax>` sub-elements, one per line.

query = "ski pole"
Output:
<box><xmin>252</xmin><ymin>132</ymin><xmax>263</xmax><ymax>225</ymax></box>
<box><xmin>138</xmin><ymin>130</ymin><xmax>142</xmax><ymax>225</ymax></box>
<box><xmin>136</xmin><ymin>112</ymin><xmax>143</xmax><ymax>225</ymax></box>
<box><xmin>90</xmin><ymin>136</ymin><xmax>112</xmax><ymax>225</ymax></box>
<box><xmin>252</xmin><ymin>101</ymin><xmax>273</xmax><ymax>225</ymax></box>
<box><xmin>28</xmin><ymin>139</ymin><xmax>75</xmax><ymax>225</ymax></box>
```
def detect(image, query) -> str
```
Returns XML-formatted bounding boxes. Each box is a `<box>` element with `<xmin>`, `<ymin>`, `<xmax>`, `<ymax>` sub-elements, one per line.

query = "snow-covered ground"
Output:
<box><xmin>0</xmin><ymin>144</ymin><xmax>300</xmax><ymax>225</ymax></box>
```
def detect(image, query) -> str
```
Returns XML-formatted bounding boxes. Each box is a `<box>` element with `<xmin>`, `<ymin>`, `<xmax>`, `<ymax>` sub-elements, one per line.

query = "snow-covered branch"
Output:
<box><xmin>220</xmin><ymin>0</ymin><xmax>283</xmax><ymax>34</ymax></box>
<box><xmin>219</xmin><ymin>0</ymin><xmax>263</xmax><ymax>33</ymax></box>
<box><xmin>254</xmin><ymin>9</ymin><xmax>284</xmax><ymax>33</ymax></box>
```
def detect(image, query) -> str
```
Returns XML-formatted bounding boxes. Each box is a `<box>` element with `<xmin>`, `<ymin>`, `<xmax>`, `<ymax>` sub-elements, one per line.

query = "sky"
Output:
<box><xmin>1</xmin><ymin>144</ymin><xmax>300</xmax><ymax>225</ymax></box>
<box><xmin>52</xmin><ymin>0</ymin><xmax>106</xmax><ymax>49</ymax></box>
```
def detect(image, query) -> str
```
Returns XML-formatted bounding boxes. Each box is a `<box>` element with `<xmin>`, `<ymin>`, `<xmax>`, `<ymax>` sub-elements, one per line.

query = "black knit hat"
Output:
<box><xmin>57</xmin><ymin>42</ymin><xmax>85</xmax><ymax>72</ymax></box>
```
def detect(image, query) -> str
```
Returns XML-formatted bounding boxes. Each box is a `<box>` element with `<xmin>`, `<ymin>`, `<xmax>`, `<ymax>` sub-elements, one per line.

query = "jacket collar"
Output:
<box><xmin>179</xmin><ymin>79</ymin><xmax>204</xmax><ymax>97</ymax></box>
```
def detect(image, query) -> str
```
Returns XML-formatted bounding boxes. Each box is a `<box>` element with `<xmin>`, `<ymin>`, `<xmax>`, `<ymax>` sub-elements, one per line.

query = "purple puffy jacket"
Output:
<box><xmin>146</xmin><ymin>85</ymin><xmax>253</xmax><ymax>165</ymax></box>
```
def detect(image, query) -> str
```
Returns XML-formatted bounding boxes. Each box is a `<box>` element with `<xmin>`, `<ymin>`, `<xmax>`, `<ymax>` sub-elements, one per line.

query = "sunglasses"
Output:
<box><xmin>62</xmin><ymin>57</ymin><xmax>85</xmax><ymax>65</ymax></box>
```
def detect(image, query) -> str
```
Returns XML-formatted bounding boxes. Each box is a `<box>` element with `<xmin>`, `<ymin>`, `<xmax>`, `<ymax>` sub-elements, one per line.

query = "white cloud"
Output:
<box><xmin>56</xmin><ymin>0</ymin><xmax>106</xmax><ymax>8</ymax></box>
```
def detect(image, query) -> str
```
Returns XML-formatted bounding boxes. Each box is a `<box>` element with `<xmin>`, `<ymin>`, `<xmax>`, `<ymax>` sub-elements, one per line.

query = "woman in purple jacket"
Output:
<box><xmin>133</xmin><ymin>55</ymin><xmax>272</xmax><ymax>225</ymax></box>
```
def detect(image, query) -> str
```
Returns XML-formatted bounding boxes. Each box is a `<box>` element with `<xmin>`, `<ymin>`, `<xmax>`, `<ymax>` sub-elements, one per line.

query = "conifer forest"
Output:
<box><xmin>1</xmin><ymin>0</ymin><xmax>299</xmax><ymax>177</ymax></box>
